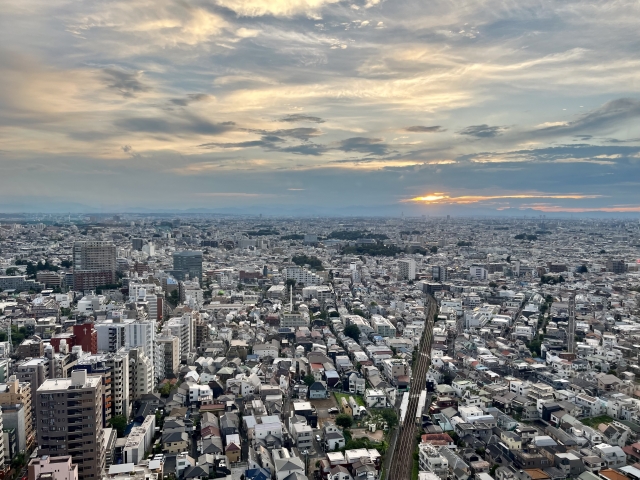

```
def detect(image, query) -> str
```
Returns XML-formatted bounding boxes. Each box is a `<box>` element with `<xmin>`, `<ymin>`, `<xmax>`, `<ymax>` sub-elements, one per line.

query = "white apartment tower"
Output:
<box><xmin>398</xmin><ymin>259</ymin><xmax>416</xmax><ymax>280</ymax></box>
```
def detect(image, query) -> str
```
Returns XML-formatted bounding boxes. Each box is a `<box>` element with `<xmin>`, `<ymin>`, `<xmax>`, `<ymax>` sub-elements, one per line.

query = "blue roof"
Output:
<box><xmin>245</xmin><ymin>467</ymin><xmax>271</xmax><ymax>480</ymax></box>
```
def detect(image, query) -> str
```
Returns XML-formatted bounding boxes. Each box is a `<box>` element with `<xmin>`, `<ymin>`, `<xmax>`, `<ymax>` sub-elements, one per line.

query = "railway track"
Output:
<box><xmin>387</xmin><ymin>295</ymin><xmax>437</xmax><ymax>480</ymax></box>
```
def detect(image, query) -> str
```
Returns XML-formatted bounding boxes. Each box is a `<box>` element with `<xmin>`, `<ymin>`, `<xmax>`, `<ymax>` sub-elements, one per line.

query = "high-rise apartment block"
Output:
<box><xmin>398</xmin><ymin>259</ymin><xmax>416</xmax><ymax>280</ymax></box>
<box><xmin>172</xmin><ymin>251</ymin><xmax>203</xmax><ymax>281</ymax></box>
<box><xmin>73</xmin><ymin>241</ymin><xmax>116</xmax><ymax>291</ymax></box>
<box><xmin>36</xmin><ymin>370</ymin><xmax>105</xmax><ymax>480</ymax></box>
<box><xmin>157</xmin><ymin>331</ymin><xmax>180</xmax><ymax>378</ymax></box>
<box><xmin>131</xmin><ymin>238</ymin><xmax>144</xmax><ymax>251</ymax></box>
<box><xmin>432</xmin><ymin>265</ymin><xmax>447</xmax><ymax>282</ymax></box>
<box><xmin>606</xmin><ymin>258</ymin><xmax>627</xmax><ymax>274</ymax></box>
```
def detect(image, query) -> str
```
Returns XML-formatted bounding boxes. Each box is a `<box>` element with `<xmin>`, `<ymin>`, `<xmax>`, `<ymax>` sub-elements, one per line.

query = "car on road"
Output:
<box><xmin>327</xmin><ymin>407</ymin><xmax>339</xmax><ymax>414</ymax></box>
<box><xmin>316</xmin><ymin>435</ymin><xmax>322</xmax><ymax>443</ymax></box>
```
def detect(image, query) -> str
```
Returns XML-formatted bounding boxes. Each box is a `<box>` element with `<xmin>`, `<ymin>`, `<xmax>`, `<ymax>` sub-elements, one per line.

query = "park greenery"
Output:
<box><xmin>292</xmin><ymin>255</ymin><xmax>324</xmax><ymax>271</ymax></box>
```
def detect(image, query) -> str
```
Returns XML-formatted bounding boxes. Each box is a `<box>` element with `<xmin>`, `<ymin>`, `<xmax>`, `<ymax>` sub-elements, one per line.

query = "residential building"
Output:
<box><xmin>172</xmin><ymin>251</ymin><xmax>203</xmax><ymax>281</ymax></box>
<box><xmin>73</xmin><ymin>241</ymin><xmax>117</xmax><ymax>291</ymax></box>
<box><xmin>35</xmin><ymin>370</ymin><xmax>105</xmax><ymax>480</ymax></box>
<box><xmin>398</xmin><ymin>259</ymin><xmax>416</xmax><ymax>281</ymax></box>
<box><xmin>28</xmin><ymin>455</ymin><xmax>78</xmax><ymax>480</ymax></box>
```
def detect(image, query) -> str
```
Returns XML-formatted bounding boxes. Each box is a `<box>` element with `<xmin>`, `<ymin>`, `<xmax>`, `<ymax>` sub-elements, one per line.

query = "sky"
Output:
<box><xmin>2</xmin><ymin>0</ymin><xmax>640</xmax><ymax>215</ymax></box>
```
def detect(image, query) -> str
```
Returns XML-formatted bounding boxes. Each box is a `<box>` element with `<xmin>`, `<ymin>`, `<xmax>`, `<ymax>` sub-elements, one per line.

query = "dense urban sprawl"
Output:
<box><xmin>0</xmin><ymin>215</ymin><xmax>639</xmax><ymax>480</ymax></box>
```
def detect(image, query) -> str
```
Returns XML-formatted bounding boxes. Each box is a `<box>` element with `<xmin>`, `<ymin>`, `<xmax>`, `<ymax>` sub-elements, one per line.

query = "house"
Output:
<box><xmin>365</xmin><ymin>389</ymin><xmax>389</xmax><ymax>409</ymax></box>
<box><xmin>163</xmin><ymin>431</ymin><xmax>189</xmax><ymax>453</ymax></box>
<box><xmin>226</xmin><ymin>442</ymin><xmax>241</xmax><ymax>463</ymax></box>
<box><xmin>309</xmin><ymin>381</ymin><xmax>329</xmax><ymax>399</ymax></box>
<box><xmin>349</xmin><ymin>373</ymin><xmax>366</xmax><ymax>395</ymax></box>
<box><xmin>554</xmin><ymin>452</ymin><xmax>585</xmax><ymax>478</ymax></box>
<box><xmin>596</xmin><ymin>374</ymin><xmax>622</xmax><ymax>393</ymax></box>
<box><xmin>419</xmin><ymin>443</ymin><xmax>449</xmax><ymax>479</ymax></box>
<box><xmin>324</xmin><ymin>422</ymin><xmax>346</xmax><ymax>451</ymax></box>
<box><xmin>176</xmin><ymin>453</ymin><xmax>196</xmax><ymax>477</ymax></box>
<box><xmin>501</xmin><ymin>431</ymin><xmax>522</xmax><ymax>450</ymax></box>
<box><xmin>592</xmin><ymin>443</ymin><xmax>626</xmax><ymax>469</ymax></box>
<box><xmin>291</xmin><ymin>421</ymin><xmax>314</xmax><ymax>450</ymax></box>
<box><xmin>329</xmin><ymin>465</ymin><xmax>353</xmax><ymax>480</ymax></box>
<box><xmin>273</xmin><ymin>448</ymin><xmax>305</xmax><ymax>480</ymax></box>
<box><xmin>245</xmin><ymin>467</ymin><xmax>271</xmax><ymax>480</ymax></box>
<box><xmin>341</xmin><ymin>397</ymin><xmax>353</xmax><ymax>416</ymax></box>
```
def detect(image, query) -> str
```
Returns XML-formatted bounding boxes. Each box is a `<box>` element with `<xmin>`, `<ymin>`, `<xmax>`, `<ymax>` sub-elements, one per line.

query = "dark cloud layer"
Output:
<box><xmin>404</xmin><ymin>125</ymin><xmax>445</xmax><ymax>133</ymax></box>
<box><xmin>115</xmin><ymin>115</ymin><xmax>234</xmax><ymax>135</ymax></box>
<box><xmin>279</xmin><ymin>114</ymin><xmax>325</xmax><ymax>123</ymax></box>
<box><xmin>337</xmin><ymin>137</ymin><xmax>389</xmax><ymax>155</ymax></box>
<box><xmin>169</xmin><ymin>94</ymin><xmax>210</xmax><ymax>106</ymax></box>
<box><xmin>101</xmin><ymin>68</ymin><xmax>150</xmax><ymax>98</ymax></box>
<box><xmin>458</xmin><ymin>125</ymin><xmax>507</xmax><ymax>138</ymax></box>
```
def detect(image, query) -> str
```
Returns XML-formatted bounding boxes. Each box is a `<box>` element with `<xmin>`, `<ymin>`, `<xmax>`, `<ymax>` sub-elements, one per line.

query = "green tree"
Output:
<box><xmin>303</xmin><ymin>374</ymin><xmax>316</xmax><ymax>387</ymax></box>
<box><xmin>380</xmin><ymin>409</ymin><xmax>398</xmax><ymax>429</ymax></box>
<box><xmin>159</xmin><ymin>382</ymin><xmax>173</xmax><ymax>397</ymax></box>
<box><xmin>167</xmin><ymin>290</ymin><xmax>179</xmax><ymax>307</ymax></box>
<box><xmin>344</xmin><ymin>324</ymin><xmax>361</xmax><ymax>342</ymax></box>
<box><xmin>5</xmin><ymin>267</ymin><xmax>18</xmax><ymax>276</ymax></box>
<box><xmin>430</xmin><ymin>246</ymin><xmax>438</xmax><ymax>254</ymax></box>
<box><xmin>335</xmin><ymin>414</ymin><xmax>353</xmax><ymax>429</ymax></box>
<box><xmin>109</xmin><ymin>415</ymin><xmax>128</xmax><ymax>437</ymax></box>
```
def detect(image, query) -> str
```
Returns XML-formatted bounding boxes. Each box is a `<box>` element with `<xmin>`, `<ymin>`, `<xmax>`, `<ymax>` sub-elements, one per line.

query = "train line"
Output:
<box><xmin>387</xmin><ymin>294</ymin><xmax>437</xmax><ymax>480</ymax></box>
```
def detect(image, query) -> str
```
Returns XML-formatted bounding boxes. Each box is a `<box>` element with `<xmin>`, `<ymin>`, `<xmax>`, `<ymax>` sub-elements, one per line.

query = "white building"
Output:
<box><xmin>398</xmin><ymin>259</ymin><xmax>416</xmax><ymax>280</ymax></box>
<box><xmin>123</xmin><ymin>415</ymin><xmax>156</xmax><ymax>465</ymax></box>
<box><xmin>283</xmin><ymin>266</ymin><xmax>324</xmax><ymax>286</ymax></box>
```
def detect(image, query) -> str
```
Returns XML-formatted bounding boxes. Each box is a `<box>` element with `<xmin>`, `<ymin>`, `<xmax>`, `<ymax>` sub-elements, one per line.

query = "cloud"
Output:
<box><xmin>254</xmin><ymin>127</ymin><xmax>323</xmax><ymax>141</ymax></box>
<box><xmin>404</xmin><ymin>125</ymin><xmax>445</xmax><ymax>133</ymax></box>
<box><xmin>199</xmin><ymin>135</ymin><xmax>284</xmax><ymax>149</ymax></box>
<box><xmin>336</xmin><ymin>137</ymin><xmax>389</xmax><ymax>155</ymax></box>
<box><xmin>279</xmin><ymin>114</ymin><xmax>325</xmax><ymax>123</ymax></box>
<box><xmin>214</xmin><ymin>0</ymin><xmax>340</xmax><ymax>17</ymax></box>
<box><xmin>115</xmin><ymin>115</ymin><xmax>235</xmax><ymax>136</ymax></box>
<box><xmin>458</xmin><ymin>124</ymin><xmax>507</xmax><ymax>138</ymax></box>
<box><xmin>101</xmin><ymin>68</ymin><xmax>151</xmax><ymax>98</ymax></box>
<box><xmin>534</xmin><ymin>98</ymin><xmax>640</xmax><ymax>136</ymax></box>
<box><xmin>279</xmin><ymin>143</ymin><xmax>329</xmax><ymax>155</ymax></box>
<box><xmin>169</xmin><ymin>94</ymin><xmax>211</xmax><ymax>106</ymax></box>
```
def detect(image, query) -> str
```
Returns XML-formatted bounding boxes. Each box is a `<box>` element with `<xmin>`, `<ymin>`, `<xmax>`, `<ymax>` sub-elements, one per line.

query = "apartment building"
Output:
<box><xmin>0</xmin><ymin>375</ymin><xmax>34</xmax><ymax>451</ymax></box>
<box><xmin>28</xmin><ymin>455</ymin><xmax>78</xmax><ymax>480</ymax></box>
<box><xmin>157</xmin><ymin>331</ymin><xmax>180</xmax><ymax>378</ymax></box>
<box><xmin>398</xmin><ymin>259</ymin><xmax>416</xmax><ymax>280</ymax></box>
<box><xmin>36</xmin><ymin>370</ymin><xmax>105</xmax><ymax>480</ymax></box>
<box><xmin>371</xmin><ymin>316</ymin><xmax>397</xmax><ymax>338</ymax></box>
<box><xmin>73</xmin><ymin>241</ymin><xmax>116</xmax><ymax>291</ymax></box>
<box><xmin>16</xmin><ymin>358</ymin><xmax>50</xmax><ymax>400</ymax></box>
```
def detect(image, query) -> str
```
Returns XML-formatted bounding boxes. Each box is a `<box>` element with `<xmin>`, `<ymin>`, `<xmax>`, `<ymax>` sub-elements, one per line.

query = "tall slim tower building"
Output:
<box><xmin>36</xmin><ymin>370</ymin><xmax>105</xmax><ymax>480</ymax></box>
<box><xmin>172</xmin><ymin>251</ymin><xmax>203</xmax><ymax>281</ymax></box>
<box><xmin>73</xmin><ymin>241</ymin><xmax>117</xmax><ymax>291</ymax></box>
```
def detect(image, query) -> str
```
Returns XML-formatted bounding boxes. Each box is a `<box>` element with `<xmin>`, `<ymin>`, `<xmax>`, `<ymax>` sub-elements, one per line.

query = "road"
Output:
<box><xmin>386</xmin><ymin>294</ymin><xmax>437</xmax><ymax>480</ymax></box>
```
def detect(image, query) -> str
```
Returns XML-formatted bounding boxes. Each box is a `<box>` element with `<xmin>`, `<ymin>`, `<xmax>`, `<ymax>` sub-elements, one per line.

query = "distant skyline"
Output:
<box><xmin>2</xmin><ymin>1</ymin><xmax>640</xmax><ymax>215</ymax></box>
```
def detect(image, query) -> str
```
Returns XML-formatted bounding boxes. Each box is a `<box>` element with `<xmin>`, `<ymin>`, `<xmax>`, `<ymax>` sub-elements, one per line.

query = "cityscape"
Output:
<box><xmin>3</xmin><ymin>0</ymin><xmax>640</xmax><ymax>479</ymax></box>
<box><xmin>0</xmin><ymin>215</ymin><xmax>638</xmax><ymax>480</ymax></box>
